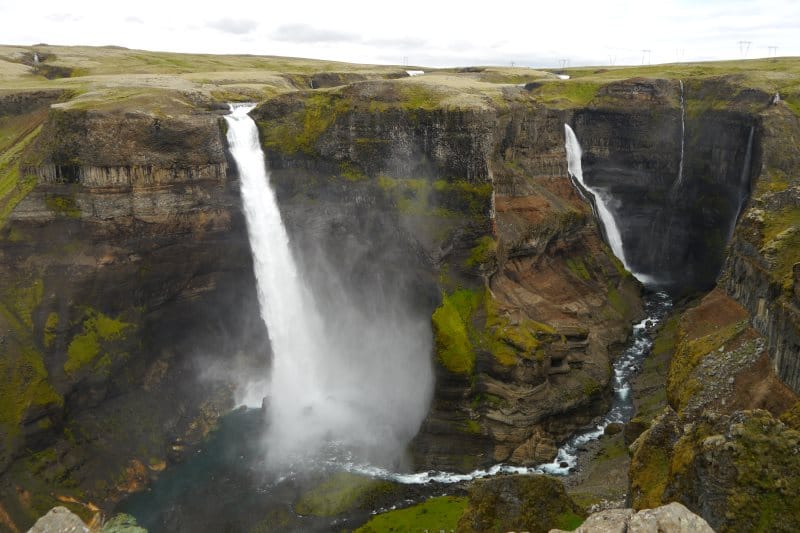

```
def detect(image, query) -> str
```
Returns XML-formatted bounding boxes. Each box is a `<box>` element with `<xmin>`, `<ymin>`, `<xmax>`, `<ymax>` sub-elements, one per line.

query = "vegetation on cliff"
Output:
<box><xmin>1</xmin><ymin>44</ymin><xmax>799</xmax><ymax>531</ymax></box>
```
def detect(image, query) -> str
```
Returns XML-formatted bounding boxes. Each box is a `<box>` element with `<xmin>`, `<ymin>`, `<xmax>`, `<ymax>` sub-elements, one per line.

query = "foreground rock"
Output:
<box><xmin>550</xmin><ymin>502</ymin><xmax>713</xmax><ymax>533</ymax></box>
<box><xmin>27</xmin><ymin>507</ymin><xmax>87</xmax><ymax>533</ymax></box>
<box><xmin>458</xmin><ymin>474</ymin><xmax>585</xmax><ymax>533</ymax></box>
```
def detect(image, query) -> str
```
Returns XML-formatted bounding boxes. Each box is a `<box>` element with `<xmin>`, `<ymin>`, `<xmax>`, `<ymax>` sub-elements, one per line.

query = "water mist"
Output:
<box><xmin>224</xmin><ymin>104</ymin><xmax>433</xmax><ymax>470</ymax></box>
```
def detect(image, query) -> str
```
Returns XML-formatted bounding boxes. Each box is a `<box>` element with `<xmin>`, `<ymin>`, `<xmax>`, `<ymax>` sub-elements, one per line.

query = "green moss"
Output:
<box><xmin>338</xmin><ymin>162</ymin><xmax>367</xmax><ymax>182</ymax></box>
<box><xmin>553</xmin><ymin>511</ymin><xmax>585</xmax><ymax>531</ymax></box>
<box><xmin>722</xmin><ymin>412</ymin><xmax>800</xmax><ymax>531</ymax></box>
<box><xmin>295</xmin><ymin>472</ymin><xmax>395</xmax><ymax>517</ymax></box>
<box><xmin>466</xmin><ymin>236</ymin><xmax>497</xmax><ymax>267</ymax></box>
<box><xmin>432</xmin><ymin>289</ymin><xmax>481</xmax><ymax>374</ymax></box>
<box><xmin>43</xmin><ymin>312</ymin><xmax>59</xmax><ymax>348</ymax></box>
<box><xmin>2</xmin><ymin>278</ymin><xmax>43</xmax><ymax>330</ymax></box>
<box><xmin>630</xmin><ymin>445</ymin><xmax>669</xmax><ymax>509</ymax></box>
<box><xmin>529</xmin><ymin>80</ymin><xmax>602</xmax><ymax>109</ymax></box>
<box><xmin>779</xmin><ymin>401</ymin><xmax>800</xmax><ymax>430</ymax></box>
<box><xmin>355</xmin><ymin>495</ymin><xmax>468</xmax><ymax>533</ymax></box>
<box><xmin>652</xmin><ymin>316</ymin><xmax>679</xmax><ymax>358</ymax></box>
<box><xmin>0</xmin><ymin>126</ymin><xmax>41</xmax><ymax>230</ymax></box>
<box><xmin>101</xmin><ymin>513</ymin><xmax>148</xmax><ymax>533</ymax></box>
<box><xmin>760</xmin><ymin>206</ymin><xmax>800</xmax><ymax>293</ymax></box>
<box><xmin>45</xmin><ymin>194</ymin><xmax>81</xmax><ymax>218</ymax></box>
<box><xmin>667</xmin><ymin>319</ymin><xmax>747</xmax><ymax>411</ymax></box>
<box><xmin>482</xmin><ymin>290</ymin><xmax>559</xmax><ymax>367</ymax></box>
<box><xmin>566</xmin><ymin>257</ymin><xmax>591</xmax><ymax>281</ymax></box>
<box><xmin>64</xmin><ymin>308</ymin><xmax>134</xmax><ymax>374</ymax></box>
<box><xmin>606</xmin><ymin>285</ymin><xmax>630</xmax><ymax>317</ymax></box>
<box><xmin>464</xmin><ymin>419</ymin><xmax>481</xmax><ymax>434</ymax></box>
<box><xmin>581</xmin><ymin>376</ymin><xmax>602</xmax><ymax>397</ymax></box>
<box><xmin>260</xmin><ymin>91</ymin><xmax>350</xmax><ymax>155</ymax></box>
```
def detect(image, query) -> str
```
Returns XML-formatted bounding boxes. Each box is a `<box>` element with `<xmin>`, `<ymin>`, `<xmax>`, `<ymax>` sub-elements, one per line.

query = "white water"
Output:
<box><xmin>670</xmin><ymin>80</ymin><xmax>687</xmax><ymax>197</ymax></box>
<box><xmin>729</xmin><ymin>125</ymin><xmax>755</xmax><ymax>240</ymax></box>
<box><xmin>326</xmin><ymin>291</ymin><xmax>671</xmax><ymax>484</ymax></box>
<box><xmin>225</xmin><ymin>104</ymin><xmax>432</xmax><ymax>469</ymax></box>
<box><xmin>564</xmin><ymin>124</ymin><xmax>658</xmax><ymax>285</ymax></box>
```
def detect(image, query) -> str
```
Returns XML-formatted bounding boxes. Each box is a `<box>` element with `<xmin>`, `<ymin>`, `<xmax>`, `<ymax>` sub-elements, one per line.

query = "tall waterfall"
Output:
<box><xmin>224</xmin><ymin>104</ymin><xmax>432</xmax><ymax>469</ymax></box>
<box><xmin>670</xmin><ymin>80</ymin><xmax>687</xmax><ymax>197</ymax></box>
<box><xmin>564</xmin><ymin>124</ymin><xmax>628</xmax><ymax>268</ymax></box>
<box><xmin>729</xmin><ymin>125</ymin><xmax>755</xmax><ymax>239</ymax></box>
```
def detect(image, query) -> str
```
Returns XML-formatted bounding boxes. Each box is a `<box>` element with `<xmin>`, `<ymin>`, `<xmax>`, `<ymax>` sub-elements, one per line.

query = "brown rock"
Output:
<box><xmin>510</xmin><ymin>429</ymin><xmax>558</xmax><ymax>465</ymax></box>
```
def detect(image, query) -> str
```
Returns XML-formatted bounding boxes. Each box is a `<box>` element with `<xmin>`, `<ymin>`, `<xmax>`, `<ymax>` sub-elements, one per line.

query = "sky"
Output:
<box><xmin>1</xmin><ymin>0</ymin><xmax>798</xmax><ymax>68</ymax></box>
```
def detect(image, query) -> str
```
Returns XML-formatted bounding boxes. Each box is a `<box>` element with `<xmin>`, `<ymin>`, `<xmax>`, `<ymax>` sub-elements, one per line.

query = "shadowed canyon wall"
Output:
<box><xmin>0</xmin><ymin>69</ymin><xmax>798</xmax><ymax>530</ymax></box>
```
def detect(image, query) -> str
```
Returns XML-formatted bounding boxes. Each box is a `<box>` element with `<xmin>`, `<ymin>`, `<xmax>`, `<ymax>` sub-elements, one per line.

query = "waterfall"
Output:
<box><xmin>564</xmin><ymin>124</ymin><xmax>657</xmax><ymax>285</ymax></box>
<box><xmin>564</xmin><ymin>125</ymin><xmax>628</xmax><ymax>267</ymax></box>
<box><xmin>670</xmin><ymin>80</ymin><xmax>686</xmax><ymax>197</ymax></box>
<box><xmin>729</xmin><ymin>125</ymin><xmax>755</xmax><ymax>239</ymax></box>
<box><xmin>224</xmin><ymin>104</ymin><xmax>432</xmax><ymax>469</ymax></box>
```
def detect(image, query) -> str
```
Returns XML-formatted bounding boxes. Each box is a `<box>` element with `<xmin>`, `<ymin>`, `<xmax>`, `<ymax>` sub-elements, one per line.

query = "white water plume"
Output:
<box><xmin>224</xmin><ymin>104</ymin><xmax>433</xmax><ymax>469</ymax></box>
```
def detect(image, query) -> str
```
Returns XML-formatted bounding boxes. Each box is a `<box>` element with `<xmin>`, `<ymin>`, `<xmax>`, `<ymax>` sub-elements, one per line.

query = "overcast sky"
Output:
<box><xmin>1</xmin><ymin>0</ymin><xmax>798</xmax><ymax>68</ymax></box>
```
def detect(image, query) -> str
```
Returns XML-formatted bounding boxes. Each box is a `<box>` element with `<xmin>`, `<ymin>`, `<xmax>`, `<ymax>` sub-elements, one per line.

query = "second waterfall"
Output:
<box><xmin>224</xmin><ymin>104</ymin><xmax>433</xmax><ymax>469</ymax></box>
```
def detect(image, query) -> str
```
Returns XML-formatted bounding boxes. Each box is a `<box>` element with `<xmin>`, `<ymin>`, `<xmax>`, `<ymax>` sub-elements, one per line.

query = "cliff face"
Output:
<box><xmin>253</xmin><ymin>82</ymin><xmax>643</xmax><ymax>472</ymax></box>
<box><xmin>626</xmin><ymin>98</ymin><xmax>800</xmax><ymax>528</ymax></box>
<box><xmin>0</xmin><ymin>92</ymin><xmax>264</xmax><ymax>526</ymax></box>
<box><xmin>723</xmin><ymin>103</ymin><xmax>800</xmax><ymax>393</ymax></box>
<box><xmin>572</xmin><ymin>78</ymin><xmax>761</xmax><ymax>293</ymax></box>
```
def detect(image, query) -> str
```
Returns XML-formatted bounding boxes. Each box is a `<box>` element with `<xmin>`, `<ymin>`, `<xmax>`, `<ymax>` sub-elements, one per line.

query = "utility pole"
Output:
<box><xmin>403</xmin><ymin>56</ymin><xmax>408</xmax><ymax>66</ymax></box>
<box><xmin>738</xmin><ymin>40</ymin><xmax>751</xmax><ymax>58</ymax></box>
<box><xmin>675</xmin><ymin>48</ymin><xmax>685</xmax><ymax>62</ymax></box>
<box><xmin>768</xmin><ymin>46</ymin><xmax>778</xmax><ymax>58</ymax></box>
<box><xmin>608</xmin><ymin>55</ymin><xmax>616</xmax><ymax>66</ymax></box>
<box><xmin>641</xmin><ymin>49</ymin><xmax>651</xmax><ymax>65</ymax></box>
<box><xmin>559</xmin><ymin>58</ymin><xmax>568</xmax><ymax>69</ymax></box>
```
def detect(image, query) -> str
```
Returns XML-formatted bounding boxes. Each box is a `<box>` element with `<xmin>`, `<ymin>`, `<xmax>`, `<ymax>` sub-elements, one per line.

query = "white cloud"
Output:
<box><xmin>271</xmin><ymin>24</ymin><xmax>358</xmax><ymax>44</ymax></box>
<box><xmin>207</xmin><ymin>18</ymin><xmax>258</xmax><ymax>35</ymax></box>
<box><xmin>2</xmin><ymin>0</ymin><xmax>798</xmax><ymax>67</ymax></box>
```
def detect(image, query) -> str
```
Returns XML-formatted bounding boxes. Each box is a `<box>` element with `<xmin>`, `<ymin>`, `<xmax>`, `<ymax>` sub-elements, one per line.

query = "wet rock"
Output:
<box><xmin>603</xmin><ymin>423</ymin><xmax>623</xmax><ymax>436</ymax></box>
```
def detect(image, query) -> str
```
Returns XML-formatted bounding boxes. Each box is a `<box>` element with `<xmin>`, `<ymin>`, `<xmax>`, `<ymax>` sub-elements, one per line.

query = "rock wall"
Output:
<box><xmin>253</xmin><ymin>85</ymin><xmax>643</xmax><ymax>472</ymax></box>
<box><xmin>572</xmin><ymin>78</ymin><xmax>762</xmax><ymax>293</ymax></box>
<box><xmin>0</xmin><ymin>96</ymin><xmax>264</xmax><ymax>528</ymax></box>
<box><xmin>722</xmin><ymin>103</ymin><xmax>800</xmax><ymax>394</ymax></box>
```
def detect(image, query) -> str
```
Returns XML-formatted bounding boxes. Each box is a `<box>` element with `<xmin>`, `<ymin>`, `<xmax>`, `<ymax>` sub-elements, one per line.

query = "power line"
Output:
<box><xmin>738</xmin><ymin>40</ymin><xmax>752</xmax><ymax>57</ymax></box>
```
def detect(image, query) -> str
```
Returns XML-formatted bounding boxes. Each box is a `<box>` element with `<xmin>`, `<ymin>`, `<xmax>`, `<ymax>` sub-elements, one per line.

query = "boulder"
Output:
<box><xmin>458</xmin><ymin>474</ymin><xmax>585</xmax><ymax>533</ymax></box>
<box><xmin>549</xmin><ymin>502</ymin><xmax>712</xmax><ymax>533</ymax></box>
<box><xmin>27</xmin><ymin>507</ymin><xmax>88</xmax><ymax>533</ymax></box>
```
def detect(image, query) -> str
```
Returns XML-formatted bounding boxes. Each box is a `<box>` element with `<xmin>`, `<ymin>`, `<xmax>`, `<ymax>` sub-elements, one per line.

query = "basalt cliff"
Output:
<box><xmin>0</xmin><ymin>46</ymin><xmax>798</xmax><ymax>531</ymax></box>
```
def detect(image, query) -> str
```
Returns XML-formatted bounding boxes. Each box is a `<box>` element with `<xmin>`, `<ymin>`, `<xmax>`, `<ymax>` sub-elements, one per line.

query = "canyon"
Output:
<box><xmin>0</xmin><ymin>45</ymin><xmax>798</xmax><ymax>531</ymax></box>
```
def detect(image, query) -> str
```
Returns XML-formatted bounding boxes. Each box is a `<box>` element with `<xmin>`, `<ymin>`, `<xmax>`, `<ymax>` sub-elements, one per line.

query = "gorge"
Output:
<box><xmin>0</xmin><ymin>46</ymin><xmax>799</xmax><ymax>532</ymax></box>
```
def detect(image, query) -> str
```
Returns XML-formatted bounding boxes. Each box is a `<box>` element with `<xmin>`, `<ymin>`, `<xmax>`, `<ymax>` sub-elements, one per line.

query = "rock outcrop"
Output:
<box><xmin>26</xmin><ymin>506</ymin><xmax>87</xmax><ymax>533</ymax></box>
<box><xmin>0</xmin><ymin>91</ymin><xmax>265</xmax><ymax>528</ymax></box>
<box><xmin>625</xmin><ymin>83</ymin><xmax>800</xmax><ymax>531</ymax></box>
<box><xmin>252</xmin><ymin>82</ymin><xmax>643</xmax><ymax>471</ymax></box>
<box><xmin>458</xmin><ymin>474</ymin><xmax>585</xmax><ymax>533</ymax></box>
<box><xmin>550</xmin><ymin>502</ymin><xmax>713</xmax><ymax>533</ymax></box>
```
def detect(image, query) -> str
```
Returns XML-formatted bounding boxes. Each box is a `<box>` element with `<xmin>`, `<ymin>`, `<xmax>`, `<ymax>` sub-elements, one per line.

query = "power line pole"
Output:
<box><xmin>559</xmin><ymin>58</ymin><xmax>568</xmax><ymax>69</ymax></box>
<box><xmin>768</xmin><ymin>46</ymin><xmax>778</xmax><ymax>57</ymax></box>
<box><xmin>608</xmin><ymin>55</ymin><xmax>616</xmax><ymax>66</ymax></box>
<box><xmin>641</xmin><ymin>49</ymin><xmax>651</xmax><ymax>65</ymax></box>
<box><xmin>738</xmin><ymin>40</ymin><xmax>751</xmax><ymax>58</ymax></box>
